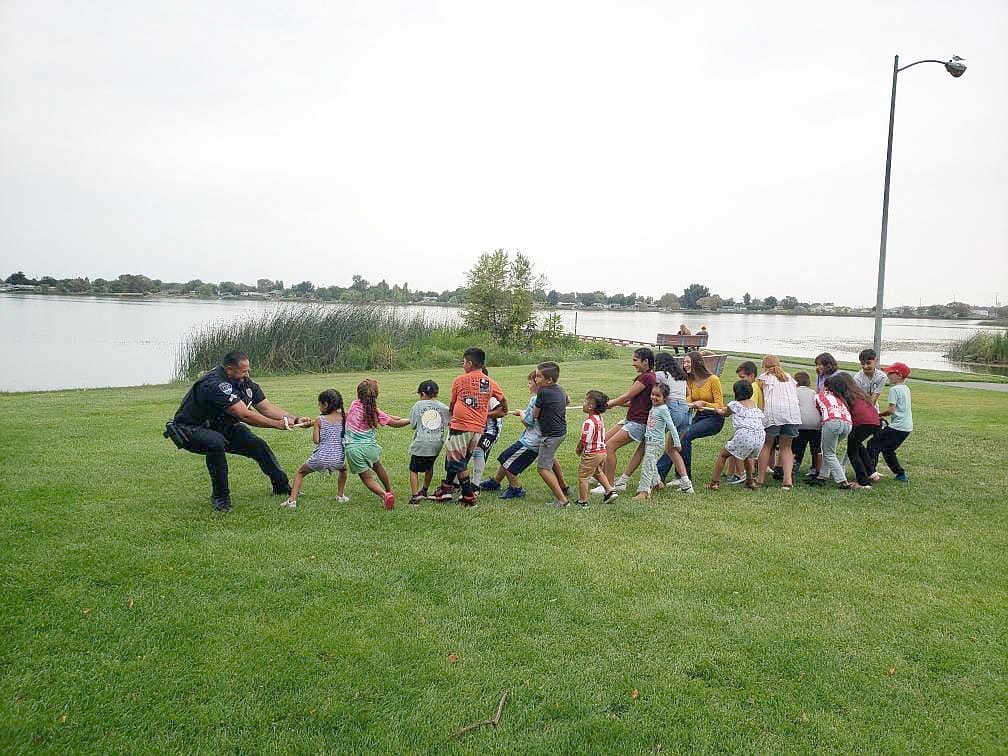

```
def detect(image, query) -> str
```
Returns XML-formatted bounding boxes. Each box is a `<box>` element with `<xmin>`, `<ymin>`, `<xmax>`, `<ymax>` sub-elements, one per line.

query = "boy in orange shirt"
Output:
<box><xmin>430</xmin><ymin>347</ymin><xmax>508</xmax><ymax>507</ymax></box>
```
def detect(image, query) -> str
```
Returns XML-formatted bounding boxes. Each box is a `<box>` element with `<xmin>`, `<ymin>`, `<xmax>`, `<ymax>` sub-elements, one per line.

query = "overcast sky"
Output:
<box><xmin>1</xmin><ymin>1</ymin><xmax>1005</xmax><ymax>306</ymax></box>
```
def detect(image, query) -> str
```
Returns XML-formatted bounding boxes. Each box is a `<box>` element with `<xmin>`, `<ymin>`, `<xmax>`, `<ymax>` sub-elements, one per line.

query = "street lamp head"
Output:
<box><xmin>945</xmin><ymin>57</ymin><xmax>967</xmax><ymax>77</ymax></box>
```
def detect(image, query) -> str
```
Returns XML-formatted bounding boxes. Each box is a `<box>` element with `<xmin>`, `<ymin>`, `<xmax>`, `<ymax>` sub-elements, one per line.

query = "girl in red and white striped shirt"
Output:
<box><xmin>575</xmin><ymin>391</ymin><xmax>618</xmax><ymax>507</ymax></box>
<box><xmin>810</xmin><ymin>377</ymin><xmax>854</xmax><ymax>488</ymax></box>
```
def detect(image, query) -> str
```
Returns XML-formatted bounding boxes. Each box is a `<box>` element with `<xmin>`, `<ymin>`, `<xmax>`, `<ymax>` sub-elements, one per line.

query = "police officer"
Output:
<box><xmin>171</xmin><ymin>350</ymin><xmax>308</xmax><ymax>511</ymax></box>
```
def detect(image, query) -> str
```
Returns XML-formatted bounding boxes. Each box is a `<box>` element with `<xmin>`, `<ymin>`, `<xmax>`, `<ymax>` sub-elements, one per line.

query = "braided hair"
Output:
<box><xmin>356</xmin><ymin>379</ymin><xmax>379</xmax><ymax>428</ymax></box>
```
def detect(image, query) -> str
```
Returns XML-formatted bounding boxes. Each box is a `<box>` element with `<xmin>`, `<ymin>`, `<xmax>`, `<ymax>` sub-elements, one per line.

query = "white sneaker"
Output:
<box><xmin>335</xmin><ymin>495</ymin><xmax>350</xmax><ymax>503</ymax></box>
<box><xmin>590</xmin><ymin>484</ymin><xmax>606</xmax><ymax>495</ymax></box>
<box><xmin>667</xmin><ymin>477</ymin><xmax>682</xmax><ymax>488</ymax></box>
<box><xmin>282</xmin><ymin>499</ymin><xmax>297</xmax><ymax>509</ymax></box>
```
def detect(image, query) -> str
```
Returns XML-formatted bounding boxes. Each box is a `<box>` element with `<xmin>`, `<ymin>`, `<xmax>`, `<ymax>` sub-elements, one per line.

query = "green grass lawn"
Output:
<box><xmin>2</xmin><ymin>357</ymin><xmax>1007</xmax><ymax>752</ymax></box>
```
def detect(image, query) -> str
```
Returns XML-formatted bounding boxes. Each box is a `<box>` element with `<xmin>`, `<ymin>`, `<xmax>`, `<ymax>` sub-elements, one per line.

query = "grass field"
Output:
<box><xmin>2</xmin><ymin>356</ymin><xmax>1007</xmax><ymax>752</ymax></box>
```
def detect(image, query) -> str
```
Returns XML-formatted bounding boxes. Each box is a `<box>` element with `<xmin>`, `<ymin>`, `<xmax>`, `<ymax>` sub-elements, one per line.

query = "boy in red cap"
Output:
<box><xmin>866</xmin><ymin>362</ymin><xmax>913</xmax><ymax>482</ymax></box>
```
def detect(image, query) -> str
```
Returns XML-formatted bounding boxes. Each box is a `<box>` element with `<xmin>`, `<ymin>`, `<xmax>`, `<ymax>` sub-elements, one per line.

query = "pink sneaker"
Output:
<box><xmin>383</xmin><ymin>491</ymin><xmax>395</xmax><ymax>510</ymax></box>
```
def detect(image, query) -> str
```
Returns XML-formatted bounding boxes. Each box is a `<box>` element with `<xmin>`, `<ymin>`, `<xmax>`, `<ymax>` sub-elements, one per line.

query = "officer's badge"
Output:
<box><xmin>245</xmin><ymin>388</ymin><xmax>253</xmax><ymax>398</ymax></box>
<box><xmin>479</xmin><ymin>378</ymin><xmax>490</xmax><ymax>393</ymax></box>
<box><xmin>218</xmin><ymin>382</ymin><xmax>234</xmax><ymax>395</ymax></box>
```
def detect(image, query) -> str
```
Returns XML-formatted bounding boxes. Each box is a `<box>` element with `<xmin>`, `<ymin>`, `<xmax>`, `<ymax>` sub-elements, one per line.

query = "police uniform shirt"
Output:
<box><xmin>175</xmin><ymin>366</ymin><xmax>266</xmax><ymax>427</ymax></box>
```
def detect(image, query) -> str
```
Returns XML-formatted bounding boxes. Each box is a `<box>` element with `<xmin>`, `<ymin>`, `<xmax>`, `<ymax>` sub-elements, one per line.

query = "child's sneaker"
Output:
<box><xmin>895</xmin><ymin>472</ymin><xmax>909</xmax><ymax>482</ymax></box>
<box><xmin>499</xmin><ymin>486</ymin><xmax>526</xmax><ymax>500</ymax></box>
<box><xmin>429</xmin><ymin>484</ymin><xmax>456</xmax><ymax>502</ymax></box>
<box><xmin>679</xmin><ymin>477</ymin><xmax>694</xmax><ymax>494</ymax></box>
<box><xmin>460</xmin><ymin>495</ymin><xmax>478</xmax><ymax>508</ymax></box>
<box><xmin>576</xmin><ymin>500</ymin><xmax>589</xmax><ymax>508</ymax></box>
<box><xmin>281</xmin><ymin>499</ymin><xmax>296</xmax><ymax>509</ymax></box>
<box><xmin>590</xmin><ymin>484</ymin><xmax>607</xmax><ymax>495</ymax></box>
<box><xmin>479</xmin><ymin>479</ymin><xmax>501</xmax><ymax>491</ymax></box>
<box><xmin>726</xmin><ymin>474</ymin><xmax>746</xmax><ymax>485</ymax></box>
<box><xmin>602</xmin><ymin>490</ymin><xmax>619</xmax><ymax>503</ymax></box>
<box><xmin>335</xmin><ymin>495</ymin><xmax>350</xmax><ymax>503</ymax></box>
<box><xmin>613</xmin><ymin>474</ymin><xmax>630</xmax><ymax>491</ymax></box>
<box><xmin>409</xmin><ymin>493</ymin><xmax>424</xmax><ymax>505</ymax></box>
<box><xmin>553</xmin><ymin>500</ymin><xmax>570</xmax><ymax>508</ymax></box>
<box><xmin>383</xmin><ymin>492</ymin><xmax>395</xmax><ymax>510</ymax></box>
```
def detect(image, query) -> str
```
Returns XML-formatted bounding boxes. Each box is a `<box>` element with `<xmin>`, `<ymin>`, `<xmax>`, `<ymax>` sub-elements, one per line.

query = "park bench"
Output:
<box><xmin>574</xmin><ymin>333</ymin><xmax>726</xmax><ymax>376</ymax></box>
<box><xmin>655</xmin><ymin>332</ymin><xmax>709</xmax><ymax>353</ymax></box>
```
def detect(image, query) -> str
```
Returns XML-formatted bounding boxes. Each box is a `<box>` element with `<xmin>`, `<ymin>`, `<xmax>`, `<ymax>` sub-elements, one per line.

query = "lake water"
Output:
<box><xmin>0</xmin><ymin>293</ymin><xmax>1001</xmax><ymax>392</ymax></box>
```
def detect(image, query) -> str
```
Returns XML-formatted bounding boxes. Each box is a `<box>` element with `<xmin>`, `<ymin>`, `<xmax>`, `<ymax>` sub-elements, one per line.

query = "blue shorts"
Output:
<box><xmin>496</xmin><ymin>440</ymin><xmax>538</xmax><ymax>475</ymax></box>
<box><xmin>623</xmin><ymin>421</ymin><xmax>647</xmax><ymax>443</ymax></box>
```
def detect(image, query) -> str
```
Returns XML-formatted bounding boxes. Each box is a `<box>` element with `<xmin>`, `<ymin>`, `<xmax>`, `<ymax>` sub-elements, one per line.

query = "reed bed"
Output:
<box><xmin>176</xmin><ymin>303</ymin><xmax>614</xmax><ymax>378</ymax></box>
<box><xmin>944</xmin><ymin>330</ymin><xmax>1008</xmax><ymax>365</ymax></box>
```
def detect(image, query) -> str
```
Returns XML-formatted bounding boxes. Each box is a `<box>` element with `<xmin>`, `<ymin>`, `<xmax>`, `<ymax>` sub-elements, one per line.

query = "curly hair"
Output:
<box><xmin>356</xmin><ymin>379</ymin><xmax>379</xmax><ymax>428</ymax></box>
<box><xmin>585</xmin><ymin>390</ymin><xmax>609</xmax><ymax>414</ymax></box>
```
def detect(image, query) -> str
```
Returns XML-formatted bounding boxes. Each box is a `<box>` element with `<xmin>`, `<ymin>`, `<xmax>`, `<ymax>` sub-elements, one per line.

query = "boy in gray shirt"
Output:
<box><xmin>854</xmin><ymin>348</ymin><xmax>887</xmax><ymax>406</ymax></box>
<box><xmin>408</xmin><ymin>380</ymin><xmax>451</xmax><ymax>503</ymax></box>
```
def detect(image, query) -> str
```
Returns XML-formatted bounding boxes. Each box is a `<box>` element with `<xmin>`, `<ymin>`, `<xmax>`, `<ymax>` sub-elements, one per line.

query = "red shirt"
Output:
<box><xmin>849</xmin><ymin>397</ymin><xmax>880</xmax><ymax>427</ymax></box>
<box><xmin>627</xmin><ymin>371</ymin><xmax>657</xmax><ymax>423</ymax></box>
<box><xmin>580</xmin><ymin>414</ymin><xmax>606</xmax><ymax>453</ymax></box>
<box><xmin>449</xmin><ymin>371</ymin><xmax>505</xmax><ymax>432</ymax></box>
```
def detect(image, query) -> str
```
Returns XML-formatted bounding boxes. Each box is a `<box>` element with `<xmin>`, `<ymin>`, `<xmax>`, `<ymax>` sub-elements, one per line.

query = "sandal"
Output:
<box><xmin>745</xmin><ymin>481</ymin><xmax>759</xmax><ymax>490</ymax></box>
<box><xmin>837</xmin><ymin>482</ymin><xmax>855</xmax><ymax>490</ymax></box>
<box><xmin>781</xmin><ymin>484</ymin><xmax>793</xmax><ymax>491</ymax></box>
<box><xmin>707</xmin><ymin>481</ymin><xmax>720</xmax><ymax>491</ymax></box>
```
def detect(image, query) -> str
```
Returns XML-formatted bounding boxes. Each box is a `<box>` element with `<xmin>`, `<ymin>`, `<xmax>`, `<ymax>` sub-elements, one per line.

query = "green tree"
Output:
<box><xmin>5</xmin><ymin>271</ymin><xmax>32</xmax><ymax>285</ymax></box>
<box><xmin>681</xmin><ymin>283</ymin><xmax>710</xmax><ymax>309</ymax></box>
<box><xmin>780</xmin><ymin>295</ymin><xmax>799</xmax><ymax>310</ymax></box>
<box><xmin>658</xmin><ymin>292</ymin><xmax>680</xmax><ymax>309</ymax></box>
<box><xmin>464</xmin><ymin>249</ymin><xmax>543</xmax><ymax>344</ymax></box>
<box><xmin>546</xmin><ymin>289</ymin><xmax>560</xmax><ymax>306</ymax></box>
<box><xmin>743</xmin><ymin>292</ymin><xmax>751</xmax><ymax>306</ymax></box>
<box><xmin>764</xmin><ymin>295</ymin><xmax>778</xmax><ymax>309</ymax></box>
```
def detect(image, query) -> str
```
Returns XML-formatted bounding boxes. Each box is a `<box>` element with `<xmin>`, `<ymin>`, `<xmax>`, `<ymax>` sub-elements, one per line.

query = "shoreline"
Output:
<box><xmin>0</xmin><ymin>290</ymin><xmax>995</xmax><ymax>325</ymax></box>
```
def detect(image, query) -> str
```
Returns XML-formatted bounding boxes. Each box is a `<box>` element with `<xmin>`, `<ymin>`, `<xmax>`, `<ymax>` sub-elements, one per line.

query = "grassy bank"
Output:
<box><xmin>944</xmin><ymin>330</ymin><xmax>1008</xmax><ymax>367</ymax></box>
<box><xmin>176</xmin><ymin>303</ymin><xmax>617</xmax><ymax>379</ymax></box>
<box><xmin>2</xmin><ymin>357</ymin><xmax>1007</xmax><ymax>752</ymax></box>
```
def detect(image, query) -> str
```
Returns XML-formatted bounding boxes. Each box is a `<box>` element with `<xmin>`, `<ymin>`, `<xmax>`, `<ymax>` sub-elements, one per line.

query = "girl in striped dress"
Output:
<box><xmin>283</xmin><ymin>389</ymin><xmax>348</xmax><ymax>508</ymax></box>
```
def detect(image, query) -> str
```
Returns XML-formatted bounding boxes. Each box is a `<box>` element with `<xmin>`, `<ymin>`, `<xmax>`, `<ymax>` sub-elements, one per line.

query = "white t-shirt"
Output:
<box><xmin>758</xmin><ymin>372</ymin><xmax>802</xmax><ymax>427</ymax></box>
<box><xmin>656</xmin><ymin>371</ymin><xmax>688</xmax><ymax>402</ymax></box>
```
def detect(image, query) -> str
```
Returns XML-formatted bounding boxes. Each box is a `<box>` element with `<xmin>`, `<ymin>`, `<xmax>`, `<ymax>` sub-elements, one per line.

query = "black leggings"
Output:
<box><xmin>792</xmin><ymin>429</ymin><xmax>821</xmax><ymax>472</ymax></box>
<box><xmin>867</xmin><ymin>427</ymin><xmax>910</xmax><ymax>477</ymax></box>
<box><xmin>846</xmin><ymin>424</ymin><xmax>879</xmax><ymax>485</ymax></box>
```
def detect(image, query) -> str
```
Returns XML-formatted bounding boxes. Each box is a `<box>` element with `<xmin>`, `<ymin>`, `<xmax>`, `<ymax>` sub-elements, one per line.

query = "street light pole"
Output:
<box><xmin>872</xmin><ymin>54</ymin><xmax>966</xmax><ymax>360</ymax></box>
<box><xmin>873</xmin><ymin>55</ymin><xmax>899</xmax><ymax>360</ymax></box>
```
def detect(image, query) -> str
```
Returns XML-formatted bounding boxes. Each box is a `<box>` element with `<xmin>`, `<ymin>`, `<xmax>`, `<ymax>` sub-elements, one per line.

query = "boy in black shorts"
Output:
<box><xmin>407</xmin><ymin>380</ymin><xmax>451</xmax><ymax>504</ymax></box>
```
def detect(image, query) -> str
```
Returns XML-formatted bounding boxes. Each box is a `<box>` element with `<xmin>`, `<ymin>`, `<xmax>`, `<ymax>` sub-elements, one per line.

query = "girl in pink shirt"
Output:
<box><xmin>343</xmin><ymin>379</ymin><xmax>410</xmax><ymax>509</ymax></box>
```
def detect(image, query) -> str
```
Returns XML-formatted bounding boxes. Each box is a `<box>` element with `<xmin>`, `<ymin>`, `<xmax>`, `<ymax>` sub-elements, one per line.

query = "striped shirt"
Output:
<box><xmin>580</xmin><ymin>414</ymin><xmax>606</xmax><ymax>453</ymax></box>
<box><xmin>815</xmin><ymin>389</ymin><xmax>852</xmax><ymax>424</ymax></box>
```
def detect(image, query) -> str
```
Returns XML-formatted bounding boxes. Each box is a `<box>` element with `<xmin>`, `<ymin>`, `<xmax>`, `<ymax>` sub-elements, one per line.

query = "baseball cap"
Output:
<box><xmin>882</xmin><ymin>362</ymin><xmax>910</xmax><ymax>378</ymax></box>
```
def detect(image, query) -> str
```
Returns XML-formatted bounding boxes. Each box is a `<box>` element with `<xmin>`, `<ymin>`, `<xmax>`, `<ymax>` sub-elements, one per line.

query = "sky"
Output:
<box><xmin>1</xmin><ymin>0</ymin><xmax>1005</xmax><ymax>307</ymax></box>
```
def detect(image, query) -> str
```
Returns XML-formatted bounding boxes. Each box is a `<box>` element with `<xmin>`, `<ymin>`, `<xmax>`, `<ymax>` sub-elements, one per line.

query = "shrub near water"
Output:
<box><xmin>176</xmin><ymin>303</ymin><xmax>611</xmax><ymax>378</ymax></box>
<box><xmin>945</xmin><ymin>330</ymin><xmax>1008</xmax><ymax>365</ymax></box>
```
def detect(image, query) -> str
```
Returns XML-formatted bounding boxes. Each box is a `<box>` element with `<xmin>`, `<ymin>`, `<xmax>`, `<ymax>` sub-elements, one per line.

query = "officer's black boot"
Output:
<box><xmin>212</xmin><ymin>496</ymin><xmax>232</xmax><ymax>512</ymax></box>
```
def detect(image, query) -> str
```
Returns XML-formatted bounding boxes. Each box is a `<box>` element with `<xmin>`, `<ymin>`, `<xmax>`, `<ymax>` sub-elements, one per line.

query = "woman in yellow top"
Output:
<box><xmin>657</xmin><ymin>351</ymin><xmax>725</xmax><ymax>480</ymax></box>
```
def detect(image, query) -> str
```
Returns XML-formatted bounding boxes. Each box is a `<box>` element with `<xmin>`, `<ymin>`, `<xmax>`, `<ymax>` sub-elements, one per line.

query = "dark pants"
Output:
<box><xmin>846</xmin><ymin>423</ymin><xmax>879</xmax><ymax>486</ymax></box>
<box><xmin>657</xmin><ymin>412</ymin><xmax>724</xmax><ymax>480</ymax></box>
<box><xmin>182</xmin><ymin>423</ymin><xmax>289</xmax><ymax>499</ymax></box>
<box><xmin>792</xmin><ymin>428</ymin><xmax>822</xmax><ymax>473</ymax></box>
<box><xmin>867</xmin><ymin>427</ymin><xmax>910</xmax><ymax>477</ymax></box>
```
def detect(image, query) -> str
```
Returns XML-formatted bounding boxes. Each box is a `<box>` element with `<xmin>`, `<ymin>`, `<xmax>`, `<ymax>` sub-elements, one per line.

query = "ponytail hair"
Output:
<box><xmin>356</xmin><ymin>379</ymin><xmax>379</xmax><ymax>428</ymax></box>
<box><xmin>762</xmin><ymin>355</ymin><xmax>789</xmax><ymax>382</ymax></box>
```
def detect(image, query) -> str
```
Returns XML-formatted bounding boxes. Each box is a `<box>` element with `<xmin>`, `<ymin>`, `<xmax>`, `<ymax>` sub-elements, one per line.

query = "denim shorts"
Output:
<box><xmin>623</xmin><ymin>421</ymin><xmax>647</xmax><ymax>443</ymax></box>
<box><xmin>765</xmin><ymin>423</ymin><xmax>799</xmax><ymax>438</ymax></box>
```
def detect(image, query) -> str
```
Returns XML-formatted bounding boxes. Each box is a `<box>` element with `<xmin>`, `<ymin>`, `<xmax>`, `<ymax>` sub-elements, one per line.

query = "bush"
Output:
<box><xmin>176</xmin><ymin>303</ymin><xmax>615</xmax><ymax>378</ymax></box>
<box><xmin>945</xmin><ymin>331</ymin><xmax>1008</xmax><ymax>364</ymax></box>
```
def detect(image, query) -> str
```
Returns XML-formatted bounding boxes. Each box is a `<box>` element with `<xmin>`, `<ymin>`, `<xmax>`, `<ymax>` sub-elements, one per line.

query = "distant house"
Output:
<box><xmin>557</xmin><ymin>302</ymin><xmax>577</xmax><ymax>309</ymax></box>
<box><xmin>11</xmin><ymin>284</ymin><xmax>37</xmax><ymax>291</ymax></box>
<box><xmin>971</xmin><ymin>307</ymin><xmax>991</xmax><ymax>317</ymax></box>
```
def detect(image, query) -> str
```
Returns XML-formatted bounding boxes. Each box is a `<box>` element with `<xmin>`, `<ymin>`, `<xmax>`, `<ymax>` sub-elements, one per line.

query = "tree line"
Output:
<box><xmin>4</xmin><ymin>269</ymin><xmax>1001</xmax><ymax>320</ymax></box>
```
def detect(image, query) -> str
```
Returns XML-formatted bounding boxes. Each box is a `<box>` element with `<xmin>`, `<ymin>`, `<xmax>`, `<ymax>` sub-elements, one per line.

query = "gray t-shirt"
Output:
<box><xmin>854</xmin><ymin>369</ymin><xmax>888</xmax><ymax>404</ymax></box>
<box><xmin>409</xmin><ymin>399</ymin><xmax>451</xmax><ymax>456</ymax></box>
<box><xmin>796</xmin><ymin>385</ymin><xmax>820</xmax><ymax>430</ymax></box>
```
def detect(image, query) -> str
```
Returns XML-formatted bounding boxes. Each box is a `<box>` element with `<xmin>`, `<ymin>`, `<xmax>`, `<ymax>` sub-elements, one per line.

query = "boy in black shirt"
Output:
<box><xmin>533</xmin><ymin>361</ymin><xmax>571</xmax><ymax>506</ymax></box>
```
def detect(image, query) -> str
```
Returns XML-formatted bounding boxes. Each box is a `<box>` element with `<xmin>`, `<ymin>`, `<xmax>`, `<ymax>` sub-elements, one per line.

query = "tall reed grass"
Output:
<box><xmin>945</xmin><ymin>330</ymin><xmax>1008</xmax><ymax>364</ymax></box>
<box><xmin>175</xmin><ymin>303</ymin><xmax>614</xmax><ymax>378</ymax></box>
